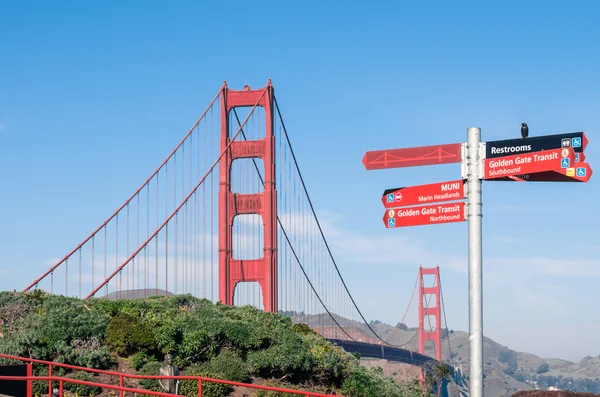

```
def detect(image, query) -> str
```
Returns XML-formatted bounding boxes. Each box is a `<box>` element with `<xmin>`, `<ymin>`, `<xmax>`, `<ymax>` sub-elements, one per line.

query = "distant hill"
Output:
<box><xmin>99</xmin><ymin>288</ymin><xmax>173</xmax><ymax>300</ymax></box>
<box><xmin>367</xmin><ymin>321</ymin><xmax>600</xmax><ymax>396</ymax></box>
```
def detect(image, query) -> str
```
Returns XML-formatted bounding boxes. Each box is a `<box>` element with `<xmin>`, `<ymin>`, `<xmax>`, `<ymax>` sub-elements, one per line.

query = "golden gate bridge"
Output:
<box><xmin>20</xmin><ymin>80</ymin><xmax>453</xmax><ymax>370</ymax></box>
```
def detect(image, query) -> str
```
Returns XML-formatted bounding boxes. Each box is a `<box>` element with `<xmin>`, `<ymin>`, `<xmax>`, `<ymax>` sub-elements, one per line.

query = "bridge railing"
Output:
<box><xmin>0</xmin><ymin>353</ymin><xmax>332</xmax><ymax>397</ymax></box>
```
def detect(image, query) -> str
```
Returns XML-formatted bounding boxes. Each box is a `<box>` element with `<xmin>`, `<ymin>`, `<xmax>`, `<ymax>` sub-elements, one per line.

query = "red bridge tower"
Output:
<box><xmin>218</xmin><ymin>82</ymin><xmax>278</xmax><ymax>312</ymax></box>
<box><xmin>418</xmin><ymin>266</ymin><xmax>442</xmax><ymax>361</ymax></box>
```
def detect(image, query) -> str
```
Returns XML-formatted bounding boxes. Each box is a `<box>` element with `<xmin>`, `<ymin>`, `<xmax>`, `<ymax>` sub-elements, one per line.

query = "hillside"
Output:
<box><xmin>367</xmin><ymin>321</ymin><xmax>600</xmax><ymax>396</ymax></box>
<box><xmin>0</xmin><ymin>291</ymin><xmax>437</xmax><ymax>397</ymax></box>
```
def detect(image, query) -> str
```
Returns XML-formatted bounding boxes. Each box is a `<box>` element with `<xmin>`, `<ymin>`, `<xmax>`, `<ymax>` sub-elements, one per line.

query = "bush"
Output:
<box><xmin>255</xmin><ymin>380</ymin><xmax>309</xmax><ymax>397</ymax></box>
<box><xmin>104</xmin><ymin>312</ymin><xmax>155</xmax><ymax>356</ymax></box>
<box><xmin>292</xmin><ymin>323</ymin><xmax>316</xmax><ymax>335</ymax></box>
<box><xmin>54</xmin><ymin>338</ymin><xmax>113</xmax><ymax>369</ymax></box>
<box><xmin>200</xmin><ymin>349</ymin><xmax>250</xmax><ymax>383</ymax></box>
<box><xmin>247</xmin><ymin>333</ymin><xmax>313</xmax><ymax>381</ymax></box>
<box><xmin>303</xmin><ymin>337</ymin><xmax>349</xmax><ymax>387</ymax></box>
<box><xmin>64</xmin><ymin>371</ymin><xmax>102</xmax><ymax>396</ymax></box>
<box><xmin>536</xmin><ymin>362</ymin><xmax>550</xmax><ymax>374</ymax></box>
<box><xmin>500</xmin><ymin>350</ymin><xmax>518</xmax><ymax>370</ymax></box>
<box><xmin>179</xmin><ymin>365</ymin><xmax>230</xmax><ymax>397</ymax></box>
<box><xmin>341</xmin><ymin>365</ymin><xmax>384</xmax><ymax>397</ymax></box>
<box><xmin>341</xmin><ymin>365</ymin><xmax>418</xmax><ymax>397</ymax></box>
<box><xmin>138</xmin><ymin>361</ymin><xmax>163</xmax><ymax>392</ymax></box>
<box><xmin>395</xmin><ymin>322</ymin><xmax>408</xmax><ymax>330</ymax></box>
<box><xmin>131</xmin><ymin>351</ymin><xmax>158</xmax><ymax>371</ymax></box>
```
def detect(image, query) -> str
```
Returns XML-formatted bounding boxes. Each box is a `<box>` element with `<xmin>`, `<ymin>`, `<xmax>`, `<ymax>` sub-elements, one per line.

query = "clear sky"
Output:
<box><xmin>1</xmin><ymin>0</ymin><xmax>599</xmax><ymax>362</ymax></box>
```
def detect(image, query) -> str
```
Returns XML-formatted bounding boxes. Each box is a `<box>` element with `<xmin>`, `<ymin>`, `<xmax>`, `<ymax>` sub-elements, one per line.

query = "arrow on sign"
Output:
<box><xmin>382</xmin><ymin>202</ymin><xmax>466</xmax><ymax>228</ymax></box>
<box><xmin>483</xmin><ymin>147</ymin><xmax>576</xmax><ymax>180</ymax></box>
<box><xmin>362</xmin><ymin>143</ymin><xmax>462</xmax><ymax>170</ymax></box>
<box><xmin>382</xmin><ymin>180</ymin><xmax>466</xmax><ymax>208</ymax></box>
<box><xmin>487</xmin><ymin>162</ymin><xmax>593</xmax><ymax>183</ymax></box>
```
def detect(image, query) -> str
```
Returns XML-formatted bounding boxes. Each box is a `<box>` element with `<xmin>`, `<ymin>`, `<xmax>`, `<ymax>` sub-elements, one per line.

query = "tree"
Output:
<box><xmin>536</xmin><ymin>362</ymin><xmax>550</xmax><ymax>374</ymax></box>
<box><xmin>423</xmin><ymin>363</ymin><xmax>452</xmax><ymax>397</ymax></box>
<box><xmin>395</xmin><ymin>322</ymin><xmax>408</xmax><ymax>330</ymax></box>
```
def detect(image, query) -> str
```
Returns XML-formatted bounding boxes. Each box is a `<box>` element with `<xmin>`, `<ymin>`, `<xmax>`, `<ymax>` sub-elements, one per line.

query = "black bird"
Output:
<box><xmin>521</xmin><ymin>122</ymin><xmax>529</xmax><ymax>139</ymax></box>
<box><xmin>521</xmin><ymin>123</ymin><xmax>529</xmax><ymax>138</ymax></box>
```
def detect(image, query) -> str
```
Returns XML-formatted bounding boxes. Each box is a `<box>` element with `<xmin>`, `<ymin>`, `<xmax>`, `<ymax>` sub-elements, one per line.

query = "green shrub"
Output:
<box><xmin>312</xmin><ymin>347</ymin><xmax>347</xmax><ymax>386</ymax></box>
<box><xmin>536</xmin><ymin>362</ymin><xmax>550</xmax><ymax>374</ymax></box>
<box><xmin>64</xmin><ymin>371</ymin><xmax>102</xmax><ymax>396</ymax></box>
<box><xmin>341</xmin><ymin>365</ymin><xmax>382</xmax><ymax>397</ymax></box>
<box><xmin>54</xmin><ymin>338</ymin><xmax>113</xmax><ymax>369</ymax></box>
<box><xmin>179</xmin><ymin>365</ymin><xmax>230</xmax><ymax>397</ymax></box>
<box><xmin>341</xmin><ymin>365</ymin><xmax>419</xmax><ymax>397</ymax></box>
<box><xmin>292</xmin><ymin>323</ymin><xmax>316</xmax><ymax>335</ymax></box>
<box><xmin>255</xmin><ymin>380</ymin><xmax>308</xmax><ymax>397</ymax></box>
<box><xmin>247</xmin><ymin>333</ymin><xmax>313</xmax><ymax>381</ymax></box>
<box><xmin>30</xmin><ymin>365</ymin><xmax>54</xmax><ymax>397</ymax></box>
<box><xmin>200</xmin><ymin>349</ymin><xmax>250</xmax><ymax>383</ymax></box>
<box><xmin>104</xmin><ymin>312</ymin><xmax>155</xmax><ymax>356</ymax></box>
<box><xmin>138</xmin><ymin>361</ymin><xmax>163</xmax><ymax>392</ymax></box>
<box><xmin>131</xmin><ymin>351</ymin><xmax>158</xmax><ymax>371</ymax></box>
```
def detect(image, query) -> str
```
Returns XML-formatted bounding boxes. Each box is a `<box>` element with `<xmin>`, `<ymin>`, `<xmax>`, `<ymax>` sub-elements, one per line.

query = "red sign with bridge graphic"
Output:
<box><xmin>382</xmin><ymin>179</ymin><xmax>466</xmax><ymax>208</ymax></box>
<box><xmin>362</xmin><ymin>142</ymin><xmax>462</xmax><ymax>170</ymax></box>
<box><xmin>383</xmin><ymin>202</ymin><xmax>466</xmax><ymax>228</ymax></box>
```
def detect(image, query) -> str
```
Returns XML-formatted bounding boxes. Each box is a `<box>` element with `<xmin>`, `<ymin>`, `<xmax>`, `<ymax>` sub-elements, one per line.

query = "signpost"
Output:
<box><xmin>383</xmin><ymin>202</ymin><xmax>466</xmax><ymax>228</ymax></box>
<box><xmin>362</xmin><ymin>128</ymin><xmax>592</xmax><ymax>397</ymax></box>
<box><xmin>382</xmin><ymin>180</ymin><xmax>466</xmax><ymax>208</ymax></box>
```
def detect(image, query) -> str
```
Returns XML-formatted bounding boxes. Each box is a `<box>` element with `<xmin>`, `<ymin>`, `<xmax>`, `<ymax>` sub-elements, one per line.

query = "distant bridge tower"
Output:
<box><xmin>418</xmin><ymin>266</ymin><xmax>442</xmax><ymax>361</ymax></box>
<box><xmin>218</xmin><ymin>81</ymin><xmax>278</xmax><ymax>312</ymax></box>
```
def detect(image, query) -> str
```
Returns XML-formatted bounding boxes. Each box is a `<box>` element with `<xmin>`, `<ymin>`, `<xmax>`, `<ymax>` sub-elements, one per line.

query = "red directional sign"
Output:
<box><xmin>483</xmin><ymin>147</ymin><xmax>576</xmax><ymax>180</ymax></box>
<box><xmin>487</xmin><ymin>162</ymin><xmax>593</xmax><ymax>183</ymax></box>
<box><xmin>382</xmin><ymin>180</ymin><xmax>466</xmax><ymax>208</ymax></box>
<box><xmin>362</xmin><ymin>143</ymin><xmax>462</xmax><ymax>170</ymax></box>
<box><xmin>383</xmin><ymin>202</ymin><xmax>466</xmax><ymax>228</ymax></box>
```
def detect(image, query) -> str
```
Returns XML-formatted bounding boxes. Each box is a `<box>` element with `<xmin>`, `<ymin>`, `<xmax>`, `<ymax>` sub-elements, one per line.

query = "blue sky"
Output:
<box><xmin>1</xmin><ymin>1</ymin><xmax>599</xmax><ymax>361</ymax></box>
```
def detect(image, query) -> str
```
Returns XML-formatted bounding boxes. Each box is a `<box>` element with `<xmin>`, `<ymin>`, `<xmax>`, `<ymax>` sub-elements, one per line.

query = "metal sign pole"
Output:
<box><xmin>467</xmin><ymin>127</ymin><xmax>483</xmax><ymax>397</ymax></box>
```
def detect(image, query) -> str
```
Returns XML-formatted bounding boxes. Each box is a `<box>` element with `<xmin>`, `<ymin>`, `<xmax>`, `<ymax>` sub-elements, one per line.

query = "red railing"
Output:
<box><xmin>0</xmin><ymin>353</ymin><xmax>336</xmax><ymax>397</ymax></box>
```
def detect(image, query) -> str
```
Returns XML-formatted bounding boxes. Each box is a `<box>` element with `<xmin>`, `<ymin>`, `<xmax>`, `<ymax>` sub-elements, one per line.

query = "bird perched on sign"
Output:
<box><xmin>521</xmin><ymin>122</ymin><xmax>529</xmax><ymax>138</ymax></box>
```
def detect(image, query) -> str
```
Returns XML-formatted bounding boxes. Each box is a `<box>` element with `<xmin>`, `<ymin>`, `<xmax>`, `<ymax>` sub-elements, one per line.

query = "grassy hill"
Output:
<box><xmin>0</xmin><ymin>291</ymin><xmax>438</xmax><ymax>397</ymax></box>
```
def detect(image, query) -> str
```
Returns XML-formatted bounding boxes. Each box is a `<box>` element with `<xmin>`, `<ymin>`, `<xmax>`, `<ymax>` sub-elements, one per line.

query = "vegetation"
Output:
<box><xmin>0</xmin><ymin>291</ymin><xmax>434</xmax><ymax>396</ymax></box>
<box><xmin>529</xmin><ymin>374</ymin><xmax>600</xmax><ymax>394</ymax></box>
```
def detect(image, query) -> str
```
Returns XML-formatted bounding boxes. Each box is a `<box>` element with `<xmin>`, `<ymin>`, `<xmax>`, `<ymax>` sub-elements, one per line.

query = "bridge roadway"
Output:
<box><xmin>325</xmin><ymin>339</ymin><xmax>436</xmax><ymax>367</ymax></box>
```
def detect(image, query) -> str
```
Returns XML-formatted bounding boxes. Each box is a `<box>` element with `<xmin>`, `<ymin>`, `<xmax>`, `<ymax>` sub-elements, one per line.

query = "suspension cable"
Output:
<box><xmin>439</xmin><ymin>271</ymin><xmax>455</xmax><ymax>367</ymax></box>
<box><xmin>84</xmin><ymin>88</ymin><xmax>268</xmax><ymax>299</ymax></box>
<box><xmin>384</xmin><ymin>272</ymin><xmax>420</xmax><ymax>344</ymax></box>
<box><xmin>273</xmin><ymin>96</ymin><xmax>397</xmax><ymax>347</ymax></box>
<box><xmin>231</xmin><ymin>109</ymin><xmax>356</xmax><ymax>342</ymax></box>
